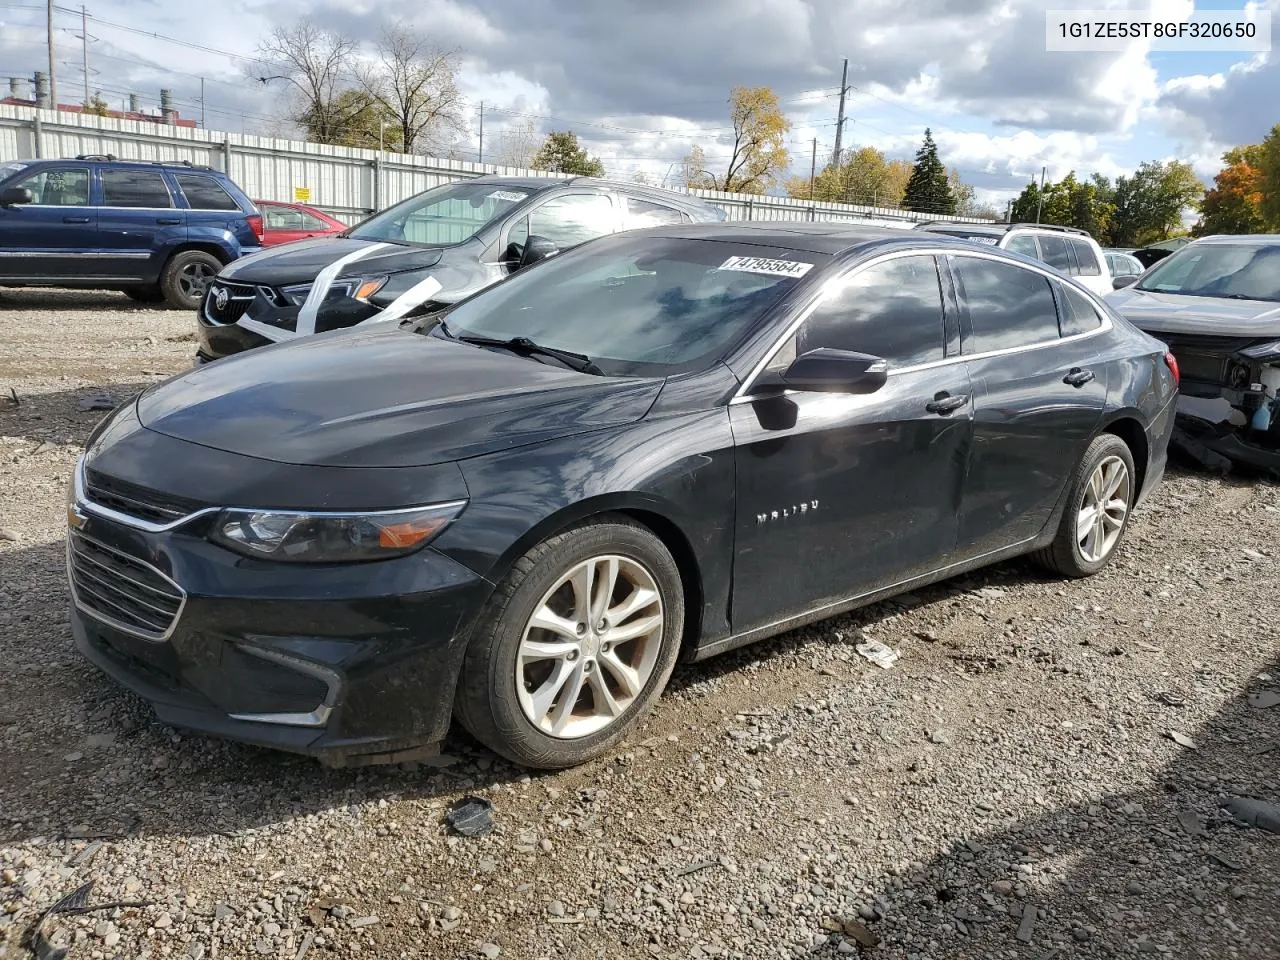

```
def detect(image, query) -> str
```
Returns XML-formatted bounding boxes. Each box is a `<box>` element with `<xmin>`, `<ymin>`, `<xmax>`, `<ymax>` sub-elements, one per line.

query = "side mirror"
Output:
<box><xmin>1112</xmin><ymin>275</ymin><xmax>1137</xmax><ymax>290</ymax></box>
<box><xmin>1</xmin><ymin>187</ymin><xmax>33</xmax><ymax>207</ymax></box>
<box><xmin>777</xmin><ymin>348</ymin><xmax>888</xmax><ymax>394</ymax></box>
<box><xmin>519</xmin><ymin>235</ymin><xmax>559</xmax><ymax>269</ymax></box>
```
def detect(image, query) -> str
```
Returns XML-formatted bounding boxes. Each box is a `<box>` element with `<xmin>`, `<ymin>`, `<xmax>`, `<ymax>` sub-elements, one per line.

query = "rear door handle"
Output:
<box><xmin>63</xmin><ymin>216</ymin><xmax>91</xmax><ymax>224</ymax></box>
<box><xmin>156</xmin><ymin>217</ymin><xmax>182</xmax><ymax>225</ymax></box>
<box><xmin>1063</xmin><ymin>368</ymin><xmax>1095</xmax><ymax>387</ymax></box>
<box><xmin>926</xmin><ymin>393</ymin><xmax>969</xmax><ymax>415</ymax></box>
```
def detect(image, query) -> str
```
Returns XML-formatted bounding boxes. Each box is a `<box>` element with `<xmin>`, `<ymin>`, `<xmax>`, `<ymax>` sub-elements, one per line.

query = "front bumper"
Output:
<box><xmin>198</xmin><ymin>281</ymin><xmax>379</xmax><ymax>361</ymax></box>
<box><xmin>69</xmin><ymin>510</ymin><xmax>492</xmax><ymax>763</ymax></box>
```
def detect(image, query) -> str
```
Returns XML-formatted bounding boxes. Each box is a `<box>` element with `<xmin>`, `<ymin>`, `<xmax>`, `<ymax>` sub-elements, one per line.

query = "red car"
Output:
<box><xmin>254</xmin><ymin>200</ymin><xmax>347</xmax><ymax>246</ymax></box>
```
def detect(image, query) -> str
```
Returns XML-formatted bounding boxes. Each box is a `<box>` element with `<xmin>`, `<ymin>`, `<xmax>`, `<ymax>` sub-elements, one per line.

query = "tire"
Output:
<box><xmin>1033</xmin><ymin>433</ymin><xmax>1137</xmax><ymax>578</ymax></box>
<box><xmin>454</xmin><ymin>516</ymin><xmax>685</xmax><ymax>769</ymax></box>
<box><xmin>122</xmin><ymin>285</ymin><xmax>165</xmax><ymax>304</ymax></box>
<box><xmin>159</xmin><ymin>250</ymin><xmax>222</xmax><ymax>310</ymax></box>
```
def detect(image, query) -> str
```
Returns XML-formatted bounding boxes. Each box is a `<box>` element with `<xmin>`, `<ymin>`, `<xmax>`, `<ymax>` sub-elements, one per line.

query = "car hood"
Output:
<box><xmin>1106</xmin><ymin>287</ymin><xmax>1280</xmax><ymax>338</ymax></box>
<box><xmin>221</xmin><ymin>237</ymin><xmax>448</xmax><ymax>286</ymax></box>
<box><xmin>137</xmin><ymin>327</ymin><xmax>664</xmax><ymax>468</ymax></box>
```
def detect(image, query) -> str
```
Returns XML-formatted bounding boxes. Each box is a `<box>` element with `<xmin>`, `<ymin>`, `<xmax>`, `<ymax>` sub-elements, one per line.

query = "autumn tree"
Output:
<box><xmin>1195</xmin><ymin>145</ymin><xmax>1266</xmax><ymax>236</ymax></box>
<box><xmin>947</xmin><ymin>168</ymin><xmax>976</xmax><ymax>216</ymax></box>
<box><xmin>785</xmin><ymin>146</ymin><xmax>911</xmax><ymax>206</ymax></box>
<box><xmin>531</xmin><ymin>131</ymin><xmax>605</xmax><ymax>176</ymax></box>
<box><xmin>299</xmin><ymin>90</ymin><xmax>402</xmax><ymax>151</ymax></box>
<box><xmin>493</xmin><ymin>117</ymin><xmax>541</xmax><ymax>168</ymax></box>
<box><xmin>356</xmin><ymin>23</ymin><xmax>463</xmax><ymax>154</ymax></box>
<box><xmin>81</xmin><ymin>93</ymin><xmax>110</xmax><ymax>117</ymax></box>
<box><xmin>684</xmin><ymin>87</ymin><xmax>790</xmax><ymax>194</ymax></box>
<box><xmin>256</xmin><ymin>24</ymin><xmax>365</xmax><ymax>145</ymax></box>
<box><xmin>902</xmin><ymin>129</ymin><xmax>955</xmax><ymax>215</ymax></box>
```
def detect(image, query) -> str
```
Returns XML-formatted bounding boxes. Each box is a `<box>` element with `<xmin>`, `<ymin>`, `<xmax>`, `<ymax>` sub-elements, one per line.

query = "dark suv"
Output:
<box><xmin>196</xmin><ymin>174</ymin><xmax>725</xmax><ymax>363</ymax></box>
<box><xmin>0</xmin><ymin>155</ymin><xmax>263</xmax><ymax>309</ymax></box>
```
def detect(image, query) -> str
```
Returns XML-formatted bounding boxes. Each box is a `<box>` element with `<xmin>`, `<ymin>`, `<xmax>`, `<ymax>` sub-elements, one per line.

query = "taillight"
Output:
<box><xmin>247</xmin><ymin>214</ymin><xmax>265</xmax><ymax>244</ymax></box>
<box><xmin>1163</xmin><ymin>351</ymin><xmax>1180</xmax><ymax>387</ymax></box>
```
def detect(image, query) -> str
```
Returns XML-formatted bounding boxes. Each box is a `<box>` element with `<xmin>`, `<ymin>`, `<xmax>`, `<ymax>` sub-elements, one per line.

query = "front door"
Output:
<box><xmin>501</xmin><ymin>192</ymin><xmax>618</xmax><ymax>274</ymax></box>
<box><xmin>729</xmin><ymin>253</ymin><xmax>972</xmax><ymax>633</ymax></box>
<box><xmin>0</xmin><ymin>164</ymin><xmax>96</xmax><ymax>280</ymax></box>
<box><xmin>947</xmin><ymin>254</ymin><xmax>1109</xmax><ymax>556</ymax></box>
<box><xmin>96</xmin><ymin>167</ymin><xmax>187</xmax><ymax>281</ymax></box>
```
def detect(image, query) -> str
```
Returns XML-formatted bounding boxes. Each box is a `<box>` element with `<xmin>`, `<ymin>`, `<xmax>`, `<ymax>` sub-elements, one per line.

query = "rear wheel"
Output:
<box><xmin>1033</xmin><ymin>433</ymin><xmax>1136</xmax><ymax>577</ymax></box>
<box><xmin>454</xmin><ymin>518</ymin><xmax>684</xmax><ymax>769</ymax></box>
<box><xmin>122</xmin><ymin>285</ymin><xmax>165</xmax><ymax>304</ymax></box>
<box><xmin>159</xmin><ymin>251</ymin><xmax>221</xmax><ymax>310</ymax></box>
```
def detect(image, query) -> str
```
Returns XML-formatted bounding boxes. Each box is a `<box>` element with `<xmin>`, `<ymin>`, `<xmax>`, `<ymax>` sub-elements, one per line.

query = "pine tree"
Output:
<box><xmin>901</xmin><ymin>129</ymin><xmax>955</xmax><ymax>216</ymax></box>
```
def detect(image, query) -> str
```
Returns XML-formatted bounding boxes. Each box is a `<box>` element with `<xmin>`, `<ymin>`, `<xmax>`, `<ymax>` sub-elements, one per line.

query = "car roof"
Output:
<box><xmin>1187</xmin><ymin>234</ymin><xmax>1280</xmax><ymax>245</ymax></box>
<box><xmin>467</xmin><ymin>173</ymin><xmax>722</xmax><ymax>215</ymax></box>
<box><xmin>42</xmin><ymin>155</ymin><xmax>225</xmax><ymax>174</ymax></box>
<box><xmin>916</xmin><ymin>220</ymin><xmax>1097</xmax><ymax>241</ymax></box>
<box><xmin>631</xmin><ymin>221</ymin><xmax>938</xmax><ymax>255</ymax></box>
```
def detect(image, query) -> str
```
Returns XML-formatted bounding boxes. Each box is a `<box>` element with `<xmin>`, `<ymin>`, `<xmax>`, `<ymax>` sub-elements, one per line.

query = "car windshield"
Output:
<box><xmin>0</xmin><ymin>161</ymin><xmax>29</xmax><ymax>181</ymax></box>
<box><xmin>1135</xmin><ymin>242</ymin><xmax>1280</xmax><ymax>302</ymax></box>
<box><xmin>434</xmin><ymin>235</ymin><xmax>824</xmax><ymax>376</ymax></box>
<box><xmin>348</xmin><ymin>181</ymin><xmax>533</xmax><ymax>246</ymax></box>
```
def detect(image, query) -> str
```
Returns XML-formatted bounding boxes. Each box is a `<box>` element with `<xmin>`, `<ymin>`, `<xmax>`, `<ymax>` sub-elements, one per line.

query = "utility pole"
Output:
<box><xmin>808</xmin><ymin>137</ymin><xmax>817</xmax><ymax>201</ymax></box>
<box><xmin>1034</xmin><ymin>165</ymin><xmax>1046</xmax><ymax>223</ymax></box>
<box><xmin>46</xmin><ymin>0</ymin><xmax>57</xmax><ymax>112</ymax></box>
<box><xmin>79</xmin><ymin>5</ymin><xmax>89</xmax><ymax>107</ymax></box>
<box><xmin>831</xmin><ymin>58</ymin><xmax>849</xmax><ymax>168</ymax></box>
<box><xmin>200</xmin><ymin>77</ymin><xmax>206</xmax><ymax>127</ymax></box>
<box><xmin>477</xmin><ymin>101</ymin><xmax>484</xmax><ymax>165</ymax></box>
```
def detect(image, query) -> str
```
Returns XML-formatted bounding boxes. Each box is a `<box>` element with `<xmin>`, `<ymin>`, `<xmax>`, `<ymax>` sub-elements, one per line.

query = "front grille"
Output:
<box><xmin>204</xmin><ymin>280</ymin><xmax>258</xmax><ymax>324</ymax></box>
<box><xmin>84</xmin><ymin>470</ymin><xmax>203</xmax><ymax>525</ymax></box>
<box><xmin>68</xmin><ymin>532</ymin><xmax>185</xmax><ymax>641</ymax></box>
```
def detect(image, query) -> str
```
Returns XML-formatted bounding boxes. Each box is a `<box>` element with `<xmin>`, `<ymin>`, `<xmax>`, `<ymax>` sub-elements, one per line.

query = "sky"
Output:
<box><xmin>0</xmin><ymin>0</ymin><xmax>1276</xmax><ymax>211</ymax></box>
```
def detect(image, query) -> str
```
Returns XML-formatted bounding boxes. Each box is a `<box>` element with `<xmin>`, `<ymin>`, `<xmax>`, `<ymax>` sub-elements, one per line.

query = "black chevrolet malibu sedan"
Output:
<box><xmin>68</xmin><ymin>223</ymin><xmax>1179</xmax><ymax>769</ymax></box>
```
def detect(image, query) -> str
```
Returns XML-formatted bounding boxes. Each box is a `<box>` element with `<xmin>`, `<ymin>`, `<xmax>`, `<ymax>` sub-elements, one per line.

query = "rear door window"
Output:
<box><xmin>623</xmin><ymin>196</ymin><xmax>684</xmax><ymax>229</ymax></box>
<box><xmin>1037</xmin><ymin>234</ymin><xmax>1073</xmax><ymax>273</ymax></box>
<box><xmin>953</xmin><ymin>255</ymin><xmax>1060</xmax><ymax>353</ymax></box>
<box><xmin>175</xmin><ymin>174</ymin><xmax>239</xmax><ymax>211</ymax></box>
<box><xmin>1068</xmin><ymin>238</ymin><xmax>1101</xmax><ymax>276</ymax></box>
<box><xmin>101</xmin><ymin>169</ymin><xmax>173</xmax><ymax>208</ymax></box>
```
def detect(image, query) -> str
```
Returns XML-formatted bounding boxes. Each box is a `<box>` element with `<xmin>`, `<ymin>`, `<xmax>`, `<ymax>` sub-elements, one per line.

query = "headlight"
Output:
<box><xmin>209</xmin><ymin>502</ymin><xmax>466</xmax><ymax>563</ymax></box>
<box><xmin>280</xmin><ymin>277</ymin><xmax>388</xmax><ymax>307</ymax></box>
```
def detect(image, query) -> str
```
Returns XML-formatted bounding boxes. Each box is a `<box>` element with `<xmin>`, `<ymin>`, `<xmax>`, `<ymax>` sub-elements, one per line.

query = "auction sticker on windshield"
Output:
<box><xmin>718</xmin><ymin>256</ymin><xmax>814</xmax><ymax>277</ymax></box>
<box><xmin>488</xmin><ymin>190</ymin><xmax>528</xmax><ymax>202</ymax></box>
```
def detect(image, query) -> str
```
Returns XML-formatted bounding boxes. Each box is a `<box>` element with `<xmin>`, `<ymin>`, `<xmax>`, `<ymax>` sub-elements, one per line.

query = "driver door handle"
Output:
<box><xmin>1063</xmin><ymin>368</ymin><xmax>1095</xmax><ymax>387</ymax></box>
<box><xmin>156</xmin><ymin>217</ymin><xmax>182</xmax><ymax>225</ymax></box>
<box><xmin>926</xmin><ymin>393</ymin><xmax>969</xmax><ymax>415</ymax></box>
<box><xmin>63</xmin><ymin>216</ymin><xmax>91</xmax><ymax>224</ymax></box>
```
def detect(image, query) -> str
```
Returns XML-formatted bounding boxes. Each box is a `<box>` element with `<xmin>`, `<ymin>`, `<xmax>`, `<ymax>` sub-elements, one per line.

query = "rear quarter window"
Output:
<box><xmin>953</xmin><ymin>255</ymin><xmax>1060</xmax><ymax>352</ymax></box>
<box><xmin>1056</xmin><ymin>283</ymin><xmax>1104</xmax><ymax>337</ymax></box>
<box><xmin>1068</xmin><ymin>238</ymin><xmax>1102</xmax><ymax>276</ymax></box>
<box><xmin>175</xmin><ymin>174</ymin><xmax>240</xmax><ymax>211</ymax></box>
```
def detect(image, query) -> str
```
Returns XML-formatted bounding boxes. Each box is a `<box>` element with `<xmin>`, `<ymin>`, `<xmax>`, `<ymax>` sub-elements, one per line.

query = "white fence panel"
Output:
<box><xmin>0</xmin><ymin>105</ymin><xmax>994</xmax><ymax>229</ymax></box>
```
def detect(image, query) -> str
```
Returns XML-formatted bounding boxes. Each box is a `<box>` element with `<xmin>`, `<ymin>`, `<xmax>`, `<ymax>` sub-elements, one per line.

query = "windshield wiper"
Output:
<box><xmin>438</xmin><ymin>321</ymin><xmax>603</xmax><ymax>375</ymax></box>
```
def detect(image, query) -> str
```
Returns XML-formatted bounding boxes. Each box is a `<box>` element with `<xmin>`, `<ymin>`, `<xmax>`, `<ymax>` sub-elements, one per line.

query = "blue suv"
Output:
<box><xmin>0</xmin><ymin>155</ymin><xmax>263</xmax><ymax>309</ymax></box>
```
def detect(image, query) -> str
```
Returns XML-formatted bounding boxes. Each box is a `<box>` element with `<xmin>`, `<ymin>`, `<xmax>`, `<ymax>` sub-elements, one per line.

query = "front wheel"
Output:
<box><xmin>1033</xmin><ymin>433</ymin><xmax>1137</xmax><ymax>577</ymax></box>
<box><xmin>454</xmin><ymin>518</ymin><xmax>685</xmax><ymax>769</ymax></box>
<box><xmin>159</xmin><ymin>251</ymin><xmax>222</xmax><ymax>310</ymax></box>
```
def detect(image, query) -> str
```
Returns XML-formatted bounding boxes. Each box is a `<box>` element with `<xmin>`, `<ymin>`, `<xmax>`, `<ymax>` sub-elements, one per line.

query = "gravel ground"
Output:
<box><xmin>1</xmin><ymin>289</ymin><xmax>1277</xmax><ymax>960</ymax></box>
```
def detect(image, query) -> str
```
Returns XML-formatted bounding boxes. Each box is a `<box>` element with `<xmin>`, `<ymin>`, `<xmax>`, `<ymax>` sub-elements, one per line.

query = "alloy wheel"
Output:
<box><xmin>515</xmin><ymin>554</ymin><xmax>664</xmax><ymax>739</ymax></box>
<box><xmin>1076</xmin><ymin>455</ymin><xmax>1131</xmax><ymax>563</ymax></box>
<box><xmin>179</xmin><ymin>262</ymin><xmax>216</xmax><ymax>300</ymax></box>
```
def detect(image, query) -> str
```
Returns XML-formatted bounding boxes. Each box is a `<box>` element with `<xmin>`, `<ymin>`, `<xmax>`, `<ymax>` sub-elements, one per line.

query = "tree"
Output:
<box><xmin>356</xmin><ymin>23</ymin><xmax>463</xmax><ymax>154</ymax></box>
<box><xmin>531</xmin><ymin>131</ymin><xmax>605</xmax><ymax>176</ymax></box>
<box><xmin>1195</xmin><ymin>145</ymin><xmax>1266</xmax><ymax>236</ymax></box>
<box><xmin>783</xmin><ymin>146</ymin><xmax>912</xmax><ymax>207</ymax></box>
<box><xmin>1259</xmin><ymin>124</ymin><xmax>1280</xmax><ymax>230</ymax></box>
<box><xmin>684</xmin><ymin>86</ymin><xmax>790</xmax><ymax>194</ymax></box>
<box><xmin>901</xmin><ymin>129</ymin><xmax>955</xmax><ymax>216</ymax></box>
<box><xmin>256</xmin><ymin>24</ymin><xmax>363</xmax><ymax>145</ymax></box>
<box><xmin>1110</xmin><ymin>160</ymin><xmax>1202</xmax><ymax>246</ymax></box>
<box><xmin>493</xmin><ymin>117</ymin><xmax>541</xmax><ymax>168</ymax></box>
<box><xmin>81</xmin><ymin>93</ymin><xmax>110</xmax><ymax>117</ymax></box>
<box><xmin>947</xmin><ymin>168</ymin><xmax>976</xmax><ymax>216</ymax></box>
<box><xmin>300</xmin><ymin>89</ymin><xmax>402</xmax><ymax>151</ymax></box>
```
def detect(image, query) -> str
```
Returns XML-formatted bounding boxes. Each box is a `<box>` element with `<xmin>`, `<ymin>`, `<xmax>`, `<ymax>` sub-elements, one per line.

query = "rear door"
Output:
<box><xmin>0</xmin><ymin>163</ymin><xmax>95</xmax><ymax>280</ymax></box>
<box><xmin>949</xmin><ymin>252</ymin><xmax>1108</xmax><ymax>557</ymax></box>
<box><xmin>96</xmin><ymin>167</ymin><xmax>186</xmax><ymax>281</ymax></box>
<box><xmin>173</xmin><ymin>172</ymin><xmax>243</xmax><ymax>245</ymax></box>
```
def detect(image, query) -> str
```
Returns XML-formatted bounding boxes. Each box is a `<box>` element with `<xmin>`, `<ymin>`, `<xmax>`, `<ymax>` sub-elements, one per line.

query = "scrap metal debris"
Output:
<box><xmin>855</xmin><ymin>640</ymin><xmax>900</xmax><ymax>669</ymax></box>
<box><xmin>1222</xmin><ymin>797</ymin><xmax>1280</xmax><ymax>834</ymax></box>
<box><xmin>30</xmin><ymin>881</ymin><xmax>151</xmax><ymax>960</ymax></box>
<box><xmin>444</xmin><ymin>796</ymin><xmax>494</xmax><ymax>837</ymax></box>
<box><xmin>1166</xmin><ymin>730</ymin><xmax>1197</xmax><ymax>749</ymax></box>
